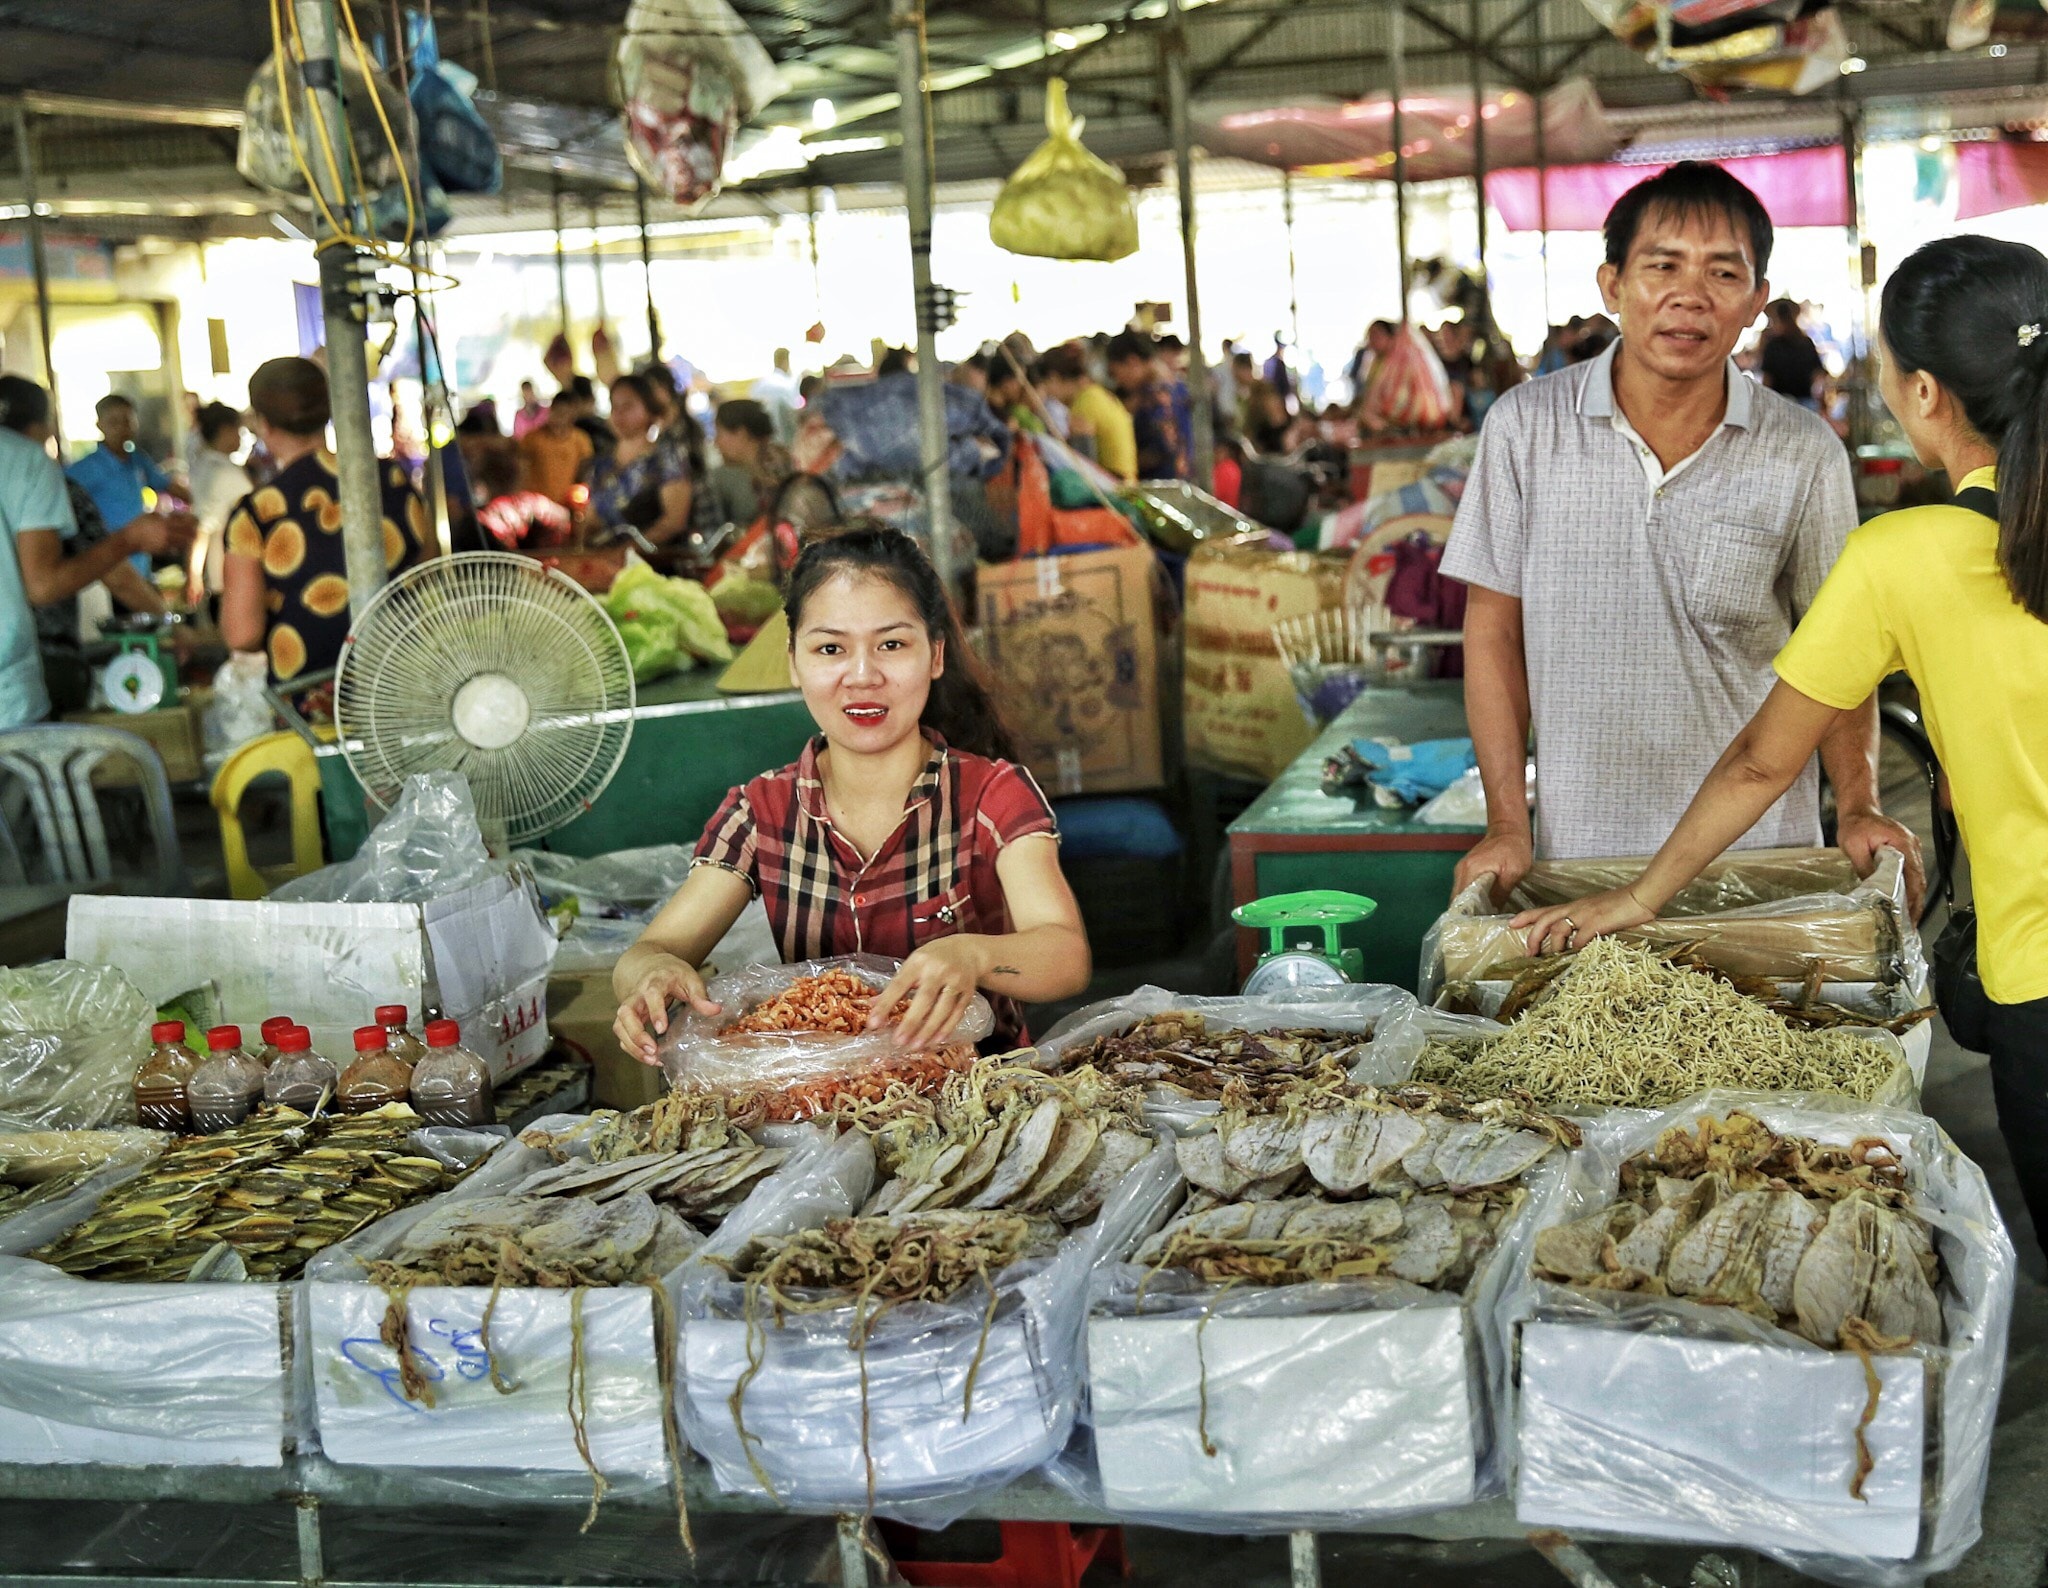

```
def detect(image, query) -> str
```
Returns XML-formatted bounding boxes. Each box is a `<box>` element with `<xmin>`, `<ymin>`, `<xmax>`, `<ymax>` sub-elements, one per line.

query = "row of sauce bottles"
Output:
<box><xmin>133</xmin><ymin>1005</ymin><xmax>495</xmax><ymax>1133</ymax></box>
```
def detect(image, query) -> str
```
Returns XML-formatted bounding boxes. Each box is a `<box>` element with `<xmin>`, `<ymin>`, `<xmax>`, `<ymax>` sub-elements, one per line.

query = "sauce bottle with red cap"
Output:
<box><xmin>254</xmin><ymin>1016</ymin><xmax>296</xmax><ymax>1071</ymax></box>
<box><xmin>337</xmin><ymin>1026</ymin><xmax>414</xmax><ymax>1115</ymax></box>
<box><xmin>264</xmin><ymin>1027</ymin><xmax>338</xmax><ymax>1114</ymax></box>
<box><xmin>374</xmin><ymin>1005</ymin><xmax>428</xmax><ymax>1067</ymax></box>
<box><xmin>188</xmin><ymin>1026</ymin><xmax>267</xmax><ymax>1132</ymax></box>
<box><xmin>409</xmin><ymin>1019</ymin><xmax>495</xmax><ymax>1127</ymax></box>
<box><xmin>134</xmin><ymin>1020</ymin><xmax>199</xmax><ymax>1133</ymax></box>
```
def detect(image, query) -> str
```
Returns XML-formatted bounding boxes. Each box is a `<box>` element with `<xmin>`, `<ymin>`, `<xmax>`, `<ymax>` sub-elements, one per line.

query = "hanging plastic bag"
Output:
<box><xmin>237</xmin><ymin>51</ymin><xmax>416</xmax><ymax>202</ymax></box>
<box><xmin>407</xmin><ymin>14</ymin><xmax>501</xmax><ymax>195</ymax></box>
<box><xmin>616</xmin><ymin>0</ymin><xmax>783</xmax><ymax>207</ymax></box>
<box><xmin>1359</xmin><ymin>324</ymin><xmax>1457</xmax><ymax>433</ymax></box>
<box><xmin>989</xmin><ymin>80</ymin><xmax>1139</xmax><ymax>263</ymax></box>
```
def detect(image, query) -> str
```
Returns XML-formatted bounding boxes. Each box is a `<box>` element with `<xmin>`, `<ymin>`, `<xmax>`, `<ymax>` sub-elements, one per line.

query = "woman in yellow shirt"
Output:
<box><xmin>1515</xmin><ymin>235</ymin><xmax>2048</xmax><ymax>1250</ymax></box>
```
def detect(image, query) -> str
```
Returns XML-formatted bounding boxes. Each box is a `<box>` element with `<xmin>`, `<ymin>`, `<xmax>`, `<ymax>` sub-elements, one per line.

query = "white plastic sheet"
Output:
<box><xmin>275</xmin><ymin>773</ymin><xmax>498</xmax><ymax>904</ymax></box>
<box><xmin>1061</xmin><ymin>1155</ymin><xmax>1565</xmax><ymax>1531</ymax></box>
<box><xmin>1502</xmin><ymin>1091</ymin><xmax>2015</xmax><ymax>1586</ymax></box>
<box><xmin>676</xmin><ymin>1125</ymin><xmax>1180</xmax><ymax>1522</ymax></box>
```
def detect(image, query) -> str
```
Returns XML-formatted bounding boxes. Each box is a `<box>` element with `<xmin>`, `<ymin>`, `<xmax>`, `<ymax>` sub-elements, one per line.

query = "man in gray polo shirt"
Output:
<box><xmin>1444</xmin><ymin>162</ymin><xmax>1920</xmax><ymax>907</ymax></box>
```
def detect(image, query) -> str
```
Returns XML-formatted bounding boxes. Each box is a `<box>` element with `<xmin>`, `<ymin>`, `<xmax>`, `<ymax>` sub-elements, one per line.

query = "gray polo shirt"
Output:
<box><xmin>1441</xmin><ymin>339</ymin><xmax>1855</xmax><ymax>861</ymax></box>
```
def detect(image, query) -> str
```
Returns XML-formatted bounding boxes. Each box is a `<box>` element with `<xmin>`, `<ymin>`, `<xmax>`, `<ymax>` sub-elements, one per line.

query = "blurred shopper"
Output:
<box><xmin>184</xmin><ymin>401</ymin><xmax>249</xmax><ymax>606</ymax></box>
<box><xmin>512</xmin><ymin>379</ymin><xmax>547</xmax><ymax>439</ymax></box>
<box><xmin>1759</xmin><ymin>298</ymin><xmax>1826</xmax><ymax>409</ymax></box>
<box><xmin>1107</xmin><ymin>331</ymin><xmax>1190</xmax><ymax>481</ymax></box>
<box><xmin>516</xmin><ymin>393</ymin><xmax>594</xmax><ymax>510</ymax></box>
<box><xmin>219</xmin><ymin>357</ymin><xmax>429</xmax><ymax>684</ymax></box>
<box><xmin>69</xmin><ymin>393</ymin><xmax>174</xmax><ymax>578</ymax></box>
<box><xmin>1036</xmin><ymin>344</ymin><xmax>1135</xmax><ymax>481</ymax></box>
<box><xmin>0</xmin><ymin>376</ymin><xmax>188</xmax><ymax>725</ymax></box>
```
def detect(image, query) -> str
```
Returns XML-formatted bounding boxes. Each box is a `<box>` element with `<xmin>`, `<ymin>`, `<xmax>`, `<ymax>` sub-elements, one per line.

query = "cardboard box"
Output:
<box><xmin>1088</xmin><ymin>1308</ymin><xmax>1477</xmax><ymax>1518</ymax></box>
<box><xmin>976</xmin><ymin>544</ymin><xmax>1164</xmax><ymax>796</ymax></box>
<box><xmin>307</xmin><ymin>1282</ymin><xmax>667</xmax><ymax>1477</ymax></box>
<box><xmin>1516</xmin><ymin>1320</ymin><xmax>1927</xmax><ymax>1560</ymax></box>
<box><xmin>1183</xmin><ymin>540</ymin><xmax>1349</xmax><ymax>782</ymax></box>
<box><xmin>67</xmin><ymin>872</ymin><xmax>557</xmax><ymax>1081</ymax></box>
<box><xmin>550</xmin><ymin>971</ymin><xmax>664</xmax><ymax>1112</ymax></box>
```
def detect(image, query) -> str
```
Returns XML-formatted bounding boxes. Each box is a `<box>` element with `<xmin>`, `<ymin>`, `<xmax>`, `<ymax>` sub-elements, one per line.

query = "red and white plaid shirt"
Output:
<box><xmin>693</xmin><ymin>732</ymin><xmax>1060</xmax><ymax>1049</ymax></box>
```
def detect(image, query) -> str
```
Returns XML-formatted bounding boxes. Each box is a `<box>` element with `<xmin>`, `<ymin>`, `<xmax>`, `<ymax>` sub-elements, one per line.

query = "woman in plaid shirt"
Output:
<box><xmin>613</xmin><ymin>524</ymin><xmax>1092</xmax><ymax>1059</ymax></box>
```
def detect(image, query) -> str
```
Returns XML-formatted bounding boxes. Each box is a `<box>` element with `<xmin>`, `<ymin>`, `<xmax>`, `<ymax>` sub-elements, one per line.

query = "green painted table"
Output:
<box><xmin>315</xmin><ymin>670</ymin><xmax>817</xmax><ymax>861</ymax></box>
<box><xmin>1229</xmin><ymin>682</ymin><xmax>1481</xmax><ymax>991</ymax></box>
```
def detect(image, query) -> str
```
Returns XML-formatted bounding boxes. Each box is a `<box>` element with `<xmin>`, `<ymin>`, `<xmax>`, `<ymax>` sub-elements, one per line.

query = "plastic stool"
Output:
<box><xmin>878</xmin><ymin>1521</ymin><xmax>1129</xmax><ymax>1588</ymax></box>
<box><xmin>211</xmin><ymin>731</ymin><xmax>325</xmax><ymax>899</ymax></box>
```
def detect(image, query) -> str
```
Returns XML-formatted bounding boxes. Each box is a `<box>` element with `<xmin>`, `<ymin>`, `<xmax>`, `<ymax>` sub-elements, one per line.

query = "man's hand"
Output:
<box><xmin>1836</xmin><ymin>812</ymin><xmax>1926</xmax><ymax>923</ymax></box>
<box><xmin>1453</xmin><ymin>826</ymin><xmax>1534</xmax><ymax>907</ymax></box>
<box><xmin>122</xmin><ymin>511</ymin><xmax>198</xmax><ymax>560</ymax></box>
<box><xmin>1512</xmin><ymin>886</ymin><xmax>1657</xmax><ymax>958</ymax></box>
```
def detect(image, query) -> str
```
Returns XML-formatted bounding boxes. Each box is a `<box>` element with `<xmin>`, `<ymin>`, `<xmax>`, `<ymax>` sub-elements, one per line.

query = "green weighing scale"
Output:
<box><xmin>97</xmin><ymin>619</ymin><xmax>182</xmax><ymax>715</ymax></box>
<box><xmin>1232</xmin><ymin>890</ymin><xmax>1379</xmax><ymax>996</ymax></box>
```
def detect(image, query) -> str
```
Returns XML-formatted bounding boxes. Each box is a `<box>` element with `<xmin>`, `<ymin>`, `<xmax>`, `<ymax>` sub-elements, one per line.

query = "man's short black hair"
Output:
<box><xmin>566</xmin><ymin>374</ymin><xmax>596</xmax><ymax>403</ymax></box>
<box><xmin>94</xmin><ymin>393</ymin><xmax>135</xmax><ymax>419</ymax></box>
<box><xmin>1603</xmin><ymin>160</ymin><xmax>1773</xmax><ymax>281</ymax></box>
<box><xmin>1105</xmin><ymin>330</ymin><xmax>1155</xmax><ymax>366</ymax></box>
<box><xmin>197</xmin><ymin>401</ymin><xmax>243</xmax><ymax>445</ymax></box>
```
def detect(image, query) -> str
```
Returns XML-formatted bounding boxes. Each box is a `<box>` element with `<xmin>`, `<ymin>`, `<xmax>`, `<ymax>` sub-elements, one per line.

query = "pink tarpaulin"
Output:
<box><xmin>1957</xmin><ymin>140</ymin><xmax>2048</xmax><ymax>220</ymax></box>
<box><xmin>1486</xmin><ymin>145</ymin><xmax>1850</xmax><ymax>231</ymax></box>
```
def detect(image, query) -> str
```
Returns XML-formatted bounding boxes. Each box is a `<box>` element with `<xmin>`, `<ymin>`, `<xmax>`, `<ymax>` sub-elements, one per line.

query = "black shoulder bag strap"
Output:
<box><xmin>1929</xmin><ymin>484</ymin><xmax>1996</xmax><ymax>1051</ymax></box>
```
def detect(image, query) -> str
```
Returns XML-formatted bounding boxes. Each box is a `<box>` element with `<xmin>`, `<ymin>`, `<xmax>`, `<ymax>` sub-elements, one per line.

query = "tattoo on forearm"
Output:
<box><xmin>991</xmin><ymin>965</ymin><xmax>1022</xmax><ymax>976</ymax></box>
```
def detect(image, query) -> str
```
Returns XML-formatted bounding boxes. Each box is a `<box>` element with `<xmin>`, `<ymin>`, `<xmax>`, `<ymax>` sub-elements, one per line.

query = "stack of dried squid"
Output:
<box><xmin>1047</xmin><ymin>1011</ymin><xmax>1372</xmax><ymax>1106</ymax></box>
<box><xmin>1135</xmin><ymin>1080</ymin><xmax>1578</xmax><ymax>1292</ymax></box>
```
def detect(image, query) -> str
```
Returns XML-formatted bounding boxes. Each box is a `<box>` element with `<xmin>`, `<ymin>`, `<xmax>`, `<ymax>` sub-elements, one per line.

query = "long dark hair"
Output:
<box><xmin>1881</xmin><ymin>235</ymin><xmax>2048</xmax><ymax>620</ymax></box>
<box><xmin>784</xmin><ymin>523</ymin><xmax>1019</xmax><ymax>762</ymax></box>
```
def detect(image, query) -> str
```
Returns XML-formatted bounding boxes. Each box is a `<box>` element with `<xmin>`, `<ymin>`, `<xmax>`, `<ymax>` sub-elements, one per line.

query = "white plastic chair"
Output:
<box><xmin>0</xmin><ymin>723</ymin><xmax>185</xmax><ymax>895</ymax></box>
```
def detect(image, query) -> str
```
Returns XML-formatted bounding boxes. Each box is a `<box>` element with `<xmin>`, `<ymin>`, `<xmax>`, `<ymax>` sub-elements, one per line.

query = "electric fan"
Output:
<box><xmin>334</xmin><ymin>552</ymin><xmax>636</xmax><ymax>846</ymax></box>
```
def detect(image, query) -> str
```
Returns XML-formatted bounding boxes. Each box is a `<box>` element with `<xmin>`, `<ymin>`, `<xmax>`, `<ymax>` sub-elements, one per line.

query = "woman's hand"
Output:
<box><xmin>613</xmin><ymin>954</ymin><xmax>722</xmax><ymax>1065</ymax></box>
<box><xmin>868</xmin><ymin>937</ymin><xmax>988</xmax><ymax>1051</ymax></box>
<box><xmin>1511</xmin><ymin>886</ymin><xmax>1657</xmax><ymax>958</ymax></box>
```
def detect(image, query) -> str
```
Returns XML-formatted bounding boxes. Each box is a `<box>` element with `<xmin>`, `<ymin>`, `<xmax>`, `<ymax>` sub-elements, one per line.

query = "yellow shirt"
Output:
<box><xmin>1068</xmin><ymin>382</ymin><xmax>1138</xmax><ymax>483</ymax></box>
<box><xmin>1774</xmin><ymin>467</ymin><xmax>2048</xmax><ymax>1003</ymax></box>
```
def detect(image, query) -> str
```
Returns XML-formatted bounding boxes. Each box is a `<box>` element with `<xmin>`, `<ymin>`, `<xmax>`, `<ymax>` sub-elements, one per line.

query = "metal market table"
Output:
<box><xmin>314</xmin><ymin>672</ymin><xmax>816</xmax><ymax>861</ymax></box>
<box><xmin>1229</xmin><ymin>683</ymin><xmax>1482</xmax><ymax>990</ymax></box>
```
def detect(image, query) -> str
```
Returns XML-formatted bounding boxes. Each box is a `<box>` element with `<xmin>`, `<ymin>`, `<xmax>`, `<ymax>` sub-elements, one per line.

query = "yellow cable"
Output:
<box><xmin>335</xmin><ymin>0</ymin><xmax>416</xmax><ymax>253</ymax></box>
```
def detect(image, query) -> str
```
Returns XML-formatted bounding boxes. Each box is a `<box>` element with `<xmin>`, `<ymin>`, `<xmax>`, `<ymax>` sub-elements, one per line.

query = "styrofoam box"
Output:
<box><xmin>1516</xmin><ymin>1321</ymin><xmax>1927</xmax><ymax>1560</ymax></box>
<box><xmin>1088</xmin><ymin>1309</ymin><xmax>1477</xmax><ymax>1518</ymax></box>
<box><xmin>68</xmin><ymin>871</ymin><xmax>556</xmax><ymax>1081</ymax></box>
<box><xmin>685</xmin><ymin>1311</ymin><xmax>1061</xmax><ymax>1504</ymax></box>
<box><xmin>308</xmin><ymin>1283</ymin><xmax>666</xmax><ymax>1477</ymax></box>
<box><xmin>0</xmin><ymin>1269</ymin><xmax>287</xmax><ymax>1466</ymax></box>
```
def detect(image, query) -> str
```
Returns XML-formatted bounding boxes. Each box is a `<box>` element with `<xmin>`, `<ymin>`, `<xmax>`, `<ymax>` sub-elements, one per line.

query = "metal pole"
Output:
<box><xmin>294</xmin><ymin>0</ymin><xmax>388</xmax><ymax>614</ymax></box>
<box><xmin>12</xmin><ymin>105</ymin><xmax>61</xmax><ymax>457</ymax></box>
<box><xmin>636</xmin><ymin>179</ymin><xmax>661</xmax><ymax>361</ymax></box>
<box><xmin>1844</xmin><ymin>106</ymin><xmax>1872</xmax><ymax>450</ymax></box>
<box><xmin>1164</xmin><ymin>0</ymin><xmax>1216</xmax><ymax>490</ymax></box>
<box><xmin>1288</xmin><ymin>1530</ymin><xmax>1323</xmax><ymax>1588</ymax></box>
<box><xmin>1283</xmin><ymin>168</ymin><xmax>1301</xmax><ymax>355</ymax></box>
<box><xmin>1468</xmin><ymin>0</ymin><xmax>1488</xmax><ymax>335</ymax></box>
<box><xmin>891</xmin><ymin>0</ymin><xmax>956</xmax><ymax>590</ymax></box>
<box><xmin>1389</xmin><ymin>0</ymin><xmax>1410</xmax><ymax>321</ymax></box>
<box><xmin>1532</xmin><ymin>0</ymin><xmax>1550</xmax><ymax>323</ymax></box>
<box><xmin>588</xmin><ymin>198</ymin><xmax>608</xmax><ymax>330</ymax></box>
<box><xmin>411</xmin><ymin>245</ymin><xmax>452</xmax><ymax>554</ymax></box>
<box><xmin>551</xmin><ymin>174</ymin><xmax>569</xmax><ymax>340</ymax></box>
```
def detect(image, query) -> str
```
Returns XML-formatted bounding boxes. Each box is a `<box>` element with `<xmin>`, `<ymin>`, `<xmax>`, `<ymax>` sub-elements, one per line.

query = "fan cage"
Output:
<box><xmin>334</xmin><ymin>553</ymin><xmax>637</xmax><ymax>846</ymax></box>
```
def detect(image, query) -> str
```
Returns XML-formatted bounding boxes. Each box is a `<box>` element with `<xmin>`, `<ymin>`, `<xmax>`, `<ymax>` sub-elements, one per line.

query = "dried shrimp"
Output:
<box><xmin>722</xmin><ymin>970</ymin><xmax>879</xmax><ymax>1035</ymax></box>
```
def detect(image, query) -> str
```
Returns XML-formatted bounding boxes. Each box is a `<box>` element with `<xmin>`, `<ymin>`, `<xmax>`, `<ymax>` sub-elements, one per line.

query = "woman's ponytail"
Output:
<box><xmin>1882</xmin><ymin>236</ymin><xmax>2048</xmax><ymax>620</ymax></box>
<box><xmin>1997</xmin><ymin>336</ymin><xmax>2048</xmax><ymax>621</ymax></box>
<box><xmin>784</xmin><ymin>522</ymin><xmax>1022</xmax><ymax>762</ymax></box>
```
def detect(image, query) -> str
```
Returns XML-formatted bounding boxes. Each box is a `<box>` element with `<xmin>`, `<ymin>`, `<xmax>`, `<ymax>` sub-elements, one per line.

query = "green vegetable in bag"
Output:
<box><xmin>989</xmin><ymin>79</ymin><xmax>1138</xmax><ymax>263</ymax></box>
<box><xmin>604</xmin><ymin>561</ymin><xmax>734</xmax><ymax>666</ymax></box>
<box><xmin>710</xmin><ymin>572</ymin><xmax>784</xmax><ymax>625</ymax></box>
<box><xmin>612</xmin><ymin>615</ymin><xmax>683</xmax><ymax>683</ymax></box>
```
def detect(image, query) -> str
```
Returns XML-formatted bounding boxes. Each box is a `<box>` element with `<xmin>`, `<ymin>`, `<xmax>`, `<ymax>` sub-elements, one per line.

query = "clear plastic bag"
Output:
<box><xmin>988</xmin><ymin>80</ymin><xmax>1139</xmax><ymax>263</ymax></box>
<box><xmin>515</xmin><ymin>845</ymin><xmax>699</xmax><ymax>913</ymax></box>
<box><xmin>1498</xmin><ymin>1090</ymin><xmax>2015</xmax><ymax>1586</ymax></box>
<box><xmin>616</xmin><ymin>0</ymin><xmax>782</xmax><ymax>206</ymax></box>
<box><xmin>1033</xmin><ymin>983</ymin><xmax>1417</xmax><ymax>1132</ymax></box>
<box><xmin>1058</xmin><ymin>1156</ymin><xmax>1567</xmax><ymax>1531</ymax></box>
<box><xmin>674</xmin><ymin>1125</ymin><xmax>1181</xmax><ymax>1522</ymax></box>
<box><xmin>656</xmin><ymin>955</ymin><xmax>995</xmax><ymax>1113</ymax></box>
<box><xmin>275</xmin><ymin>773</ymin><xmax>498</xmax><ymax>904</ymax></box>
<box><xmin>237</xmin><ymin>50</ymin><xmax>416</xmax><ymax>201</ymax></box>
<box><xmin>203</xmin><ymin>652</ymin><xmax>276</xmax><ymax>755</ymax></box>
<box><xmin>1420</xmin><ymin>846</ymin><xmax>1925</xmax><ymax>999</ymax></box>
<box><xmin>0</xmin><ymin>961</ymin><xmax>155</xmax><ymax>1129</ymax></box>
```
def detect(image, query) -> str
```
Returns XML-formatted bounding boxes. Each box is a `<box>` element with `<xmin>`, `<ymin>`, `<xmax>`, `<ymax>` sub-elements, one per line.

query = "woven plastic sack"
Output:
<box><xmin>1360</xmin><ymin>324</ymin><xmax>1457</xmax><ymax>433</ymax></box>
<box><xmin>616</xmin><ymin>0</ymin><xmax>782</xmax><ymax>206</ymax></box>
<box><xmin>990</xmin><ymin>80</ymin><xmax>1139</xmax><ymax>263</ymax></box>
